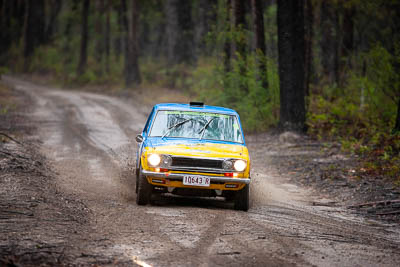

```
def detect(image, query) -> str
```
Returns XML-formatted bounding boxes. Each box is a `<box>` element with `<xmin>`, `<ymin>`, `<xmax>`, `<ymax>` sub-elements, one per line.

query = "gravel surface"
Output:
<box><xmin>253</xmin><ymin>132</ymin><xmax>400</xmax><ymax>223</ymax></box>
<box><xmin>1</xmin><ymin>76</ymin><xmax>400</xmax><ymax>266</ymax></box>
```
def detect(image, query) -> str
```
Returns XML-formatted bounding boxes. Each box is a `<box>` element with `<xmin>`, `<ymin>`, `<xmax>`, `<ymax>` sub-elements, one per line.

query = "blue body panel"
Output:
<box><xmin>152</xmin><ymin>103</ymin><xmax>239</xmax><ymax>116</ymax></box>
<box><xmin>143</xmin><ymin>136</ymin><xmax>246</xmax><ymax>150</ymax></box>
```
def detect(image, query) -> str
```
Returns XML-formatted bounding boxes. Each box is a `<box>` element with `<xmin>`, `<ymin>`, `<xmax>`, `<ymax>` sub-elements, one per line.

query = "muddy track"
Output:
<box><xmin>2</xmin><ymin>76</ymin><xmax>400</xmax><ymax>266</ymax></box>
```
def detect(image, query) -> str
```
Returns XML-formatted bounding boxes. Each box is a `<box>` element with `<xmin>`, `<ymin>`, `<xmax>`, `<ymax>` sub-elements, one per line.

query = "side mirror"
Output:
<box><xmin>135</xmin><ymin>134</ymin><xmax>144</xmax><ymax>143</ymax></box>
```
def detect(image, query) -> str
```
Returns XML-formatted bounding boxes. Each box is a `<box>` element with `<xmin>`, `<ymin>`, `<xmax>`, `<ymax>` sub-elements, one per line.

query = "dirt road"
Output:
<box><xmin>2</xmin><ymin>76</ymin><xmax>400</xmax><ymax>266</ymax></box>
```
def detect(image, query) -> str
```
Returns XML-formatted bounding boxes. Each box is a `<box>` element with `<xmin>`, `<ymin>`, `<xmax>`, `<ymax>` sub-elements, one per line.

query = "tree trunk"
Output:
<box><xmin>394</xmin><ymin>98</ymin><xmax>400</xmax><ymax>133</ymax></box>
<box><xmin>176</xmin><ymin>0</ymin><xmax>194</xmax><ymax>64</ymax></box>
<box><xmin>23</xmin><ymin>0</ymin><xmax>45</xmax><ymax>71</ymax></box>
<box><xmin>34</xmin><ymin>0</ymin><xmax>46</xmax><ymax>45</ymax></box>
<box><xmin>391</xmin><ymin>2</ymin><xmax>400</xmax><ymax>134</ymax></box>
<box><xmin>251</xmin><ymin>0</ymin><xmax>268</xmax><ymax>91</ymax></box>
<box><xmin>277</xmin><ymin>0</ymin><xmax>306</xmax><ymax>132</ymax></box>
<box><xmin>24</xmin><ymin>0</ymin><xmax>34</xmax><ymax>71</ymax></box>
<box><xmin>165</xmin><ymin>0</ymin><xmax>194</xmax><ymax>65</ymax></box>
<box><xmin>121</xmin><ymin>0</ymin><xmax>130</xmax><ymax>82</ymax></box>
<box><xmin>320</xmin><ymin>2</ymin><xmax>339</xmax><ymax>85</ymax></box>
<box><xmin>105</xmin><ymin>0</ymin><xmax>110</xmax><ymax>73</ymax></box>
<box><xmin>165</xmin><ymin>0</ymin><xmax>178</xmax><ymax>65</ymax></box>
<box><xmin>63</xmin><ymin>1</ymin><xmax>78</xmax><ymax>66</ymax></box>
<box><xmin>233</xmin><ymin>0</ymin><xmax>247</xmax><ymax>93</ymax></box>
<box><xmin>0</xmin><ymin>0</ymin><xmax>11</xmax><ymax>61</ymax></box>
<box><xmin>304</xmin><ymin>0</ymin><xmax>314</xmax><ymax>97</ymax></box>
<box><xmin>339</xmin><ymin>5</ymin><xmax>355</xmax><ymax>84</ymax></box>
<box><xmin>223</xmin><ymin>0</ymin><xmax>232</xmax><ymax>73</ymax></box>
<box><xmin>124</xmin><ymin>0</ymin><xmax>141</xmax><ymax>87</ymax></box>
<box><xmin>95</xmin><ymin>0</ymin><xmax>105</xmax><ymax>74</ymax></box>
<box><xmin>341</xmin><ymin>6</ymin><xmax>354</xmax><ymax>60</ymax></box>
<box><xmin>194</xmin><ymin>0</ymin><xmax>213</xmax><ymax>57</ymax></box>
<box><xmin>233</xmin><ymin>0</ymin><xmax>245</xmax><ymax>59</ymax></box>
<box><xmin>77</xmin><ymin>0</ymin><xmax>90</xmax><ymax>74</ymax></box>
<box><xmin>45</xmin><ymin>0</ymin><xmax>62</xmax><ymax>44</ymax></box>
<box><xmin>115</xmin><ymin>1</ymin><xmax>123</xmax><ymax>62</ymax></box>
<box><xmin>15</xmin><ymin>0</ymin><xmax>26</xmax><ymax>42</ymax></box>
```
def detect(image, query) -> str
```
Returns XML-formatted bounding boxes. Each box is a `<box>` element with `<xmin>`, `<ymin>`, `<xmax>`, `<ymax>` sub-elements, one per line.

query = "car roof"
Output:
<box><xmin>153</xmin><ymin>103</ymin><xmax>239</xmax><ymax>116</ymax></box>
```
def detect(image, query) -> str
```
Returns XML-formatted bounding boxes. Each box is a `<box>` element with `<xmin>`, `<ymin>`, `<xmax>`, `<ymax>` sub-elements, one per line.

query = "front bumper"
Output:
<box><xmin>141</xmin><ymin>170</ymin><xmax>251</xmax><ymax>184</ymax></box>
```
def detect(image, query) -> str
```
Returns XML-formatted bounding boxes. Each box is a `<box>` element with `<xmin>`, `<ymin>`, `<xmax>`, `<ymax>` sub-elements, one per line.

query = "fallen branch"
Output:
<box><xmin>217</xmin><ymin>251</ymin><xmax>241</xmax><ymax>255</ymax></box>
<box><xmin>312</xmin><ymin>201</ymin><xmax>338</xmax><ymax>207</ymax></box>
<box><xmin>0</xmin><ymin>132</ymin><xmax>23</xmax><ymax>146</ymax></box>
<box><xmin>0</xmin><ymin>149</ymin><xmax>30</xmax><ymax>160</ymax></box>
<box><xmin>377</xmin><ymin>210</ymin><xmax>400</xmax><ymax>216</ymax></box>
<box><xmin>347</xmin><ymin>199</ymin><xmax>400</xmax><ymax>209</ymax></box>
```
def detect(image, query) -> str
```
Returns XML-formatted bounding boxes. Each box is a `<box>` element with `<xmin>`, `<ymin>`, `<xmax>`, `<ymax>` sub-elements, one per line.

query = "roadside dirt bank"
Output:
<box><xmin>252</xmin><ymin>132</ymin><xmax>400</xmax><ymax>223</ymax></box>
<box><xmin>1</xmin><ymin>76</ymin><xmax>400</xmax><ymax>266</ymax></box>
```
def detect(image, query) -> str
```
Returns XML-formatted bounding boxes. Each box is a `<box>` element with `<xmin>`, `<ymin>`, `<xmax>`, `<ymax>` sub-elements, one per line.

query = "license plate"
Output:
<box><xmin>183</xmin><ymin>175</ymin><xmax>210</xmax><ymax>187</ymax></box>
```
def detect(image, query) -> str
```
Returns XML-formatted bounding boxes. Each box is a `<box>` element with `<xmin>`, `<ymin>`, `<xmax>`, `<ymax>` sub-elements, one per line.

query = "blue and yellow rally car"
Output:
<box><xmin>135</xmin><ymin>102</ymin><xmax>250</xmax><ymax>211</ymax></box>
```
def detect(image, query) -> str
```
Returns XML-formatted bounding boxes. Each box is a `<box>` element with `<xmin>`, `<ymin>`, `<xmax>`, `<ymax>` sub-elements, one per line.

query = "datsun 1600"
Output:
<box><xmin>135</xmin><ymin>102</ymin><xmax>250</xmax><ymax>211</ymax></box>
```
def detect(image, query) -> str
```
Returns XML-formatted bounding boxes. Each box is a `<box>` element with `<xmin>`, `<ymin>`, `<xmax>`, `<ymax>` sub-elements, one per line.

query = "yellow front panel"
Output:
<box><xmin>141</xmin><ymin>143</ymin><xmax>251</xmax><ymax>180</ymax></box>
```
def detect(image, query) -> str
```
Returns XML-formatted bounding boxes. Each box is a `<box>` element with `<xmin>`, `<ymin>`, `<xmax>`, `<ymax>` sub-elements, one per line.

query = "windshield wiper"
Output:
<box><xmin>198</xmin><ymin>117</ymin><xmax>216</xmax><ymax>140</ymax></box>
<box><xmin>161</xmin><ymin>118</ymin><xmax>193</xmax><ymax>139</ymax></box>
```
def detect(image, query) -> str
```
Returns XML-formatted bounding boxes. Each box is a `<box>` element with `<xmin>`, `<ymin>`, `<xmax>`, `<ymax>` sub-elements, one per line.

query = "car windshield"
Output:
<box><xmin>149</xmin><ymin>110</ymin><xmax>244</xmax><ymax>143</ymax></box>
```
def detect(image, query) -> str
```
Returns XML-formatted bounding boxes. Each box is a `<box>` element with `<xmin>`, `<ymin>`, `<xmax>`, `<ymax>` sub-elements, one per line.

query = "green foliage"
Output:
<box><xmin>0</xmin><ymin>66</ymin><xmax>10</xmax><ymax>76</ymax></box>
<box><xmin>140</xmin><ymin>59</ymin><xmax>193</xmax><ymax>90</ymax></box>
<box><xmin>186</xmin><ymin>55</ymin><xmax>279</xmax><ymax>132</ymax></box>
<box><xmin>3</xmin><ymin>43</ymin><xmax>25</xmax><ymax>72</ymax></box>
<box><xmin>309</xmin><ymin>44</ymin><xmax>399</xmax><ymax>137</ymax></box>
<box><xmin>308</xmin><ymin>43</ymin><xmax>400</xmax><ymax>181</ymax></box>
<box><xmin>31</xmin><ymin>45</ymin><xmax>64</xmax><ymax>76</ymax></box>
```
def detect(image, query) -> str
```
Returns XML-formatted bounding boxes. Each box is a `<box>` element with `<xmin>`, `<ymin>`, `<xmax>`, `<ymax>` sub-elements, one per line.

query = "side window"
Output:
<box><xmin>143</xmin><ymin>107</ymin><xmax>155</xmax><ymax>135</ymax></box>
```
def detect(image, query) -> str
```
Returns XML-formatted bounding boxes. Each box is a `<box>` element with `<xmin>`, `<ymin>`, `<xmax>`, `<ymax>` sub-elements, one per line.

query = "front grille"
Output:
<box><xmin>171</xmin><ymin>157</ymin><xmax>223</xmax><ymax>169</ymax></box>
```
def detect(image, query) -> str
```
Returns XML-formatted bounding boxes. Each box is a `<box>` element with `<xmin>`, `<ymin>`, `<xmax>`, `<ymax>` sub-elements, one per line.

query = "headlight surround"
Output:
<box><xmin>233</xmin><ymin>159</ymin><xmax>247</xmax><ymax>172</ymax></box>
<box><xmin>147</xmin><ymin>154</ymin><xmax>161</xmax><ymax>167</ymax></box>
<box><xmin>222</xmin><ymin>160</ymin><xmax>233</xmax><ymax>170</ymax></box>
<box><xmin>160</xmin><ymin>155</ymin><xmax>172</xmax><ymax>167</ymax></box>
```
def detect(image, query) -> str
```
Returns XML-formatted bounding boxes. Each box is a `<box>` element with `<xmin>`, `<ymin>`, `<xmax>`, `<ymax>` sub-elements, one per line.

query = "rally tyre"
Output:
<box><xmin>135</xmin><ymin>168</ymin><xmax>139</xmax><ymax>193</ymax></box>
<box><xmin>136</xmin><ymin>167</ymin><xmax>152</xmax><ymax>205</ymax></box>
<box><xmin>234</xmin><ymin>184</ymin><xmax>249</xmax><ymax>211</ymax></box>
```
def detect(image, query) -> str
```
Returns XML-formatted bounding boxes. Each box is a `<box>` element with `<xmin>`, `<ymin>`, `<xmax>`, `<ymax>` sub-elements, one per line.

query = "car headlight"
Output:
<box><xmin>222</xmin><ymin>160</ymin><xmax>233</xmax><ymax>170</ymax></box>
<box><xmin>147</xmin><ymin>154</ymin><xmax>161</xmax><ymax>167</ymax></box>
<box><xmin>233</xmin><ymin>159</ymin><xmax>247</xmax><ymax>172</ymax></box>
<box><xmin>161</xmin><ymin>155</ymin><xmax>172</xmax><ymax>167</ymax></box>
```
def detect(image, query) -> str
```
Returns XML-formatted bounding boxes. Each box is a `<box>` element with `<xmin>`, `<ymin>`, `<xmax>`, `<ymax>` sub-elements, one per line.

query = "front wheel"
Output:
<box><xmin>135</xmin><ymin>168</ymin><xmax>139</xmax><ymax>193</ymax></box>
<box><xmin>136</xmin><ymin>167</ymin><xmax>152</xmax><ymax>205</ymax></box>
<box><xmin>234</xmin><ymin>184</ymin><xmax>249</xmax><ymax>211</ymax></box>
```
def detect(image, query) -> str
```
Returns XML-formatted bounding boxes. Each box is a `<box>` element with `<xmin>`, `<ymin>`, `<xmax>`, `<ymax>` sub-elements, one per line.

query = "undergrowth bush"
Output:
<box><xmin>307</xmin><ymin>44</ymin><xmax>400</xmax><ymax>181</ymax></box>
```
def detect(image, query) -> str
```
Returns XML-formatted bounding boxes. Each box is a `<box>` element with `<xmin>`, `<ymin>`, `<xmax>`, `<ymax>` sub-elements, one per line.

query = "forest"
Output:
<box><xmin>1</xmin><ymin>0</ymin><xmax>400</xmax><ymax>181</ymax></box>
